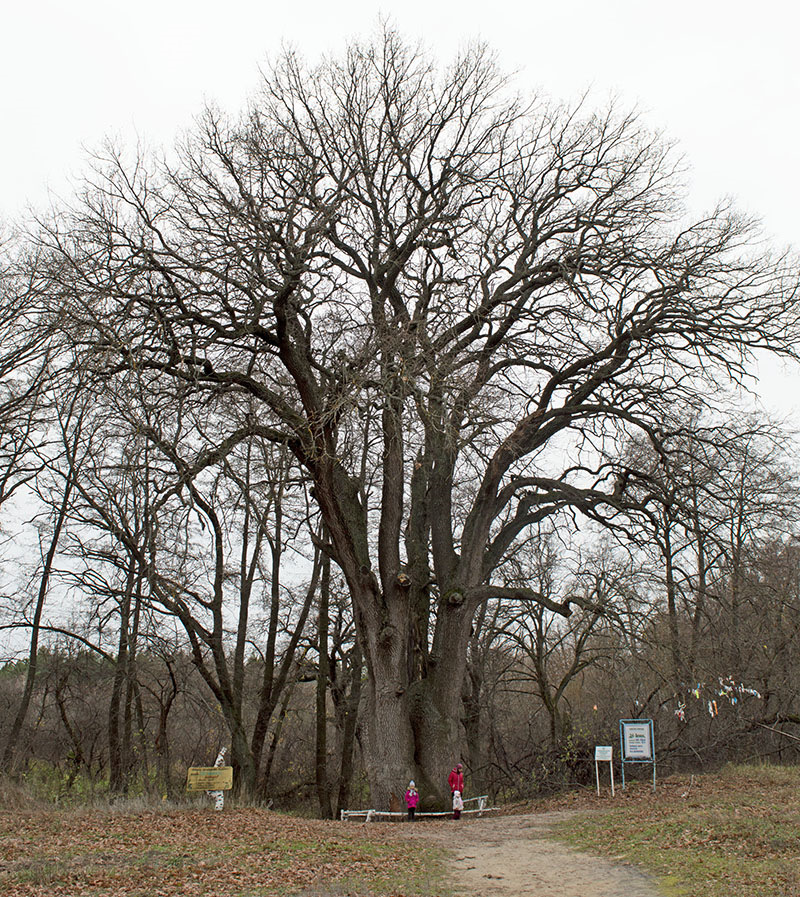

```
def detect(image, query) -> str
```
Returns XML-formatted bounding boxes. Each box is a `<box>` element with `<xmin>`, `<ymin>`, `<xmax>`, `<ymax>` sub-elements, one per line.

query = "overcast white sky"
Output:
<box><xmin>2</xmin><ymin>0</ymin><xmax>799</xmax><ymax>416</ymax></box>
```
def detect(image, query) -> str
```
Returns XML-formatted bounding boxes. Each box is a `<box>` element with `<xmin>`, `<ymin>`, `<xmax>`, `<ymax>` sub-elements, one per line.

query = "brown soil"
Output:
<box><xmin>404</xmin><ymin>811</ymin><xmax>663</xmax><ymax>897</ymax></box>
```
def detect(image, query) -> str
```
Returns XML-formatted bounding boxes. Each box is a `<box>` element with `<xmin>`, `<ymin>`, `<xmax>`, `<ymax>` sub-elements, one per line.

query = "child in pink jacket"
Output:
<box><xmin>405</xmin><ymin>780</ymin><xmax>420</xmax><ymax>821</ymax></box>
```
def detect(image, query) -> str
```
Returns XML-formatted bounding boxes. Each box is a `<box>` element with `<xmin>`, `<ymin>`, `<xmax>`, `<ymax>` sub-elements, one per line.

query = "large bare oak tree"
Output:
<box><xmin>38</xmin><ymin>30</ymin><xmax>800</xmax><ymax>806</ymax></box>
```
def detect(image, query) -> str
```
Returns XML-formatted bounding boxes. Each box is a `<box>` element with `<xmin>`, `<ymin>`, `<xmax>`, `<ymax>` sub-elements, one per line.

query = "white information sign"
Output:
<box><xmin>622</xmin><ymin>722</ymin><xmax>653</xmax><ymax>760</ymax></box>
<box><xmin>594</xmin><ymin>745</ymin><xmax>614</xmax><ymax>796</ymax></box>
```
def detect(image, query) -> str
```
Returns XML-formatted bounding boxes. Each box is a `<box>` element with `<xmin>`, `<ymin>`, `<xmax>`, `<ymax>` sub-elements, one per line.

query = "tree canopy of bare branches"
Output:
<box><xmin>30</xmin><ymin>29</ymin><xmax>800</xmax><ymax>806</ymax></box>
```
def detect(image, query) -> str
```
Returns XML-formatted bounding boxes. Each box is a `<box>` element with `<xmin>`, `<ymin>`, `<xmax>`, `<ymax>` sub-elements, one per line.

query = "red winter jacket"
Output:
<box><xmin>448</xmin><ymin>767</ymin><xmax>464</xmax><ymax>793</ymax></box>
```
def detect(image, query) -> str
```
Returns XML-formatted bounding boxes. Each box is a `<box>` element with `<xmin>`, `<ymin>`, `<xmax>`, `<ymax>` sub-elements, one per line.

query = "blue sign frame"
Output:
<box><xmin>619</xmin><ymin>719</ymin><xmax>656</xmax><ymax>791</ymax></box>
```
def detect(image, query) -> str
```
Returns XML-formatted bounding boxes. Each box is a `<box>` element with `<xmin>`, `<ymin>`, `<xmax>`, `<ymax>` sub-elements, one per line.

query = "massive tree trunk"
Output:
<box><xmin>330</xmin><ymin>607</ymin><xmax>467</xmax><ymax>810</ymax></box>
<box><xmin>308</xmin><ymin>446</ymin><xmax>469</xmax><ymax>807</ymax></box>
<box><xmin>356</xmin><ymin>587</ymin><xmax>417</xmax><ymax>809</ymax></box>
<box><xmin>355</xmin><ymin>580</ymin><xmax>473</xmax><ymax>809</ymax></box>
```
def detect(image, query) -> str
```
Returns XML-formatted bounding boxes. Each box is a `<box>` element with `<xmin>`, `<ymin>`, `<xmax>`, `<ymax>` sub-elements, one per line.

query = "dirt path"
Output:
<box><xmin>403</xmin><ymin>812</ymin><xmax>664</xmax><ymax>897</ymax></box>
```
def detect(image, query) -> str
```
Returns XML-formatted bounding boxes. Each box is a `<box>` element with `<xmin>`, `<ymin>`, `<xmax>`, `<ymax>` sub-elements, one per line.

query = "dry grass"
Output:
<box><xmin>550</xmin><ymin>764</ymin><xmax>800</xmax><ymax>896</ymax></box>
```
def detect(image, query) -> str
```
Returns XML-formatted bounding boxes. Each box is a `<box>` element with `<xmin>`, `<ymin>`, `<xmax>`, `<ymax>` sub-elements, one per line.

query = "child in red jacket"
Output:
<box><xmin>448</xmin><ymin>762</ymin><xmax>464</xmax><ymax>795</ymax></box>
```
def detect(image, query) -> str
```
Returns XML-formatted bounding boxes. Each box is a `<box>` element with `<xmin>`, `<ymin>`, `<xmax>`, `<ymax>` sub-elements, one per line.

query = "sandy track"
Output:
<box><xmin>402</xmin><ymin>812</ymin><xmax>663</xmax><ymax>897</ymax></box>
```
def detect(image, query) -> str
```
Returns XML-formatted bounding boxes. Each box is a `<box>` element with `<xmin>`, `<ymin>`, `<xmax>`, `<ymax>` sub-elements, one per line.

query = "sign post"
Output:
<box><xmin>594</xmin><ymin>745</ymin><xmax>614</xmax><ymax>796</ymax></box>
<box><xmin>619</xmin><ymin>719</ymin><xmax>655</xmax><ymax>791</ymax></box>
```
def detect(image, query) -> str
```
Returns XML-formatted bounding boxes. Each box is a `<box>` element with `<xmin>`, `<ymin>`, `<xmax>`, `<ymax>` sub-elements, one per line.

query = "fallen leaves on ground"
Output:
<box><xmin>0</xmin><ymin>807</ymin><xmax>445</xmax><ymax>897</ymax></box>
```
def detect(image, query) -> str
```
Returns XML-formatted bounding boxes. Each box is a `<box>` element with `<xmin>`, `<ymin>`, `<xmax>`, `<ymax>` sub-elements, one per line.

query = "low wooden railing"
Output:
<box><xmin>340</xmin><ymin>794</ymin><xmax>494</xmax><ymax>821</ymax></box>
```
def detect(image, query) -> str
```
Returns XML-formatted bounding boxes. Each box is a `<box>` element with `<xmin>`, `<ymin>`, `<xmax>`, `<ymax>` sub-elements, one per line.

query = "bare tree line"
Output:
<box><xmin>1</xmin><ymin>28</ymin><xmax>800</xmax><ymax>813</ymax></box>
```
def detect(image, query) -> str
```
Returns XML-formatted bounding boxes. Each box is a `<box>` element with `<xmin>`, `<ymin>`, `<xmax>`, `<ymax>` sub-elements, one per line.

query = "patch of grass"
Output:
<box><xmin>551</xmin><ymin>764</ymin><xmax>800</xmax><ymax>897</ymax></box>
<box><xmin>12</xmin><ymin>857</ymin><xmax>71</xmax><ymax>886</ymax></box>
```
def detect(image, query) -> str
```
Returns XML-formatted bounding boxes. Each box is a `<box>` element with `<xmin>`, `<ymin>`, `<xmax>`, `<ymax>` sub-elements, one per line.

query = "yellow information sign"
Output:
<box><xmin>186</xmin><ymin>766</ymin><xmax>233</xmax><ymax>791</ymax></box>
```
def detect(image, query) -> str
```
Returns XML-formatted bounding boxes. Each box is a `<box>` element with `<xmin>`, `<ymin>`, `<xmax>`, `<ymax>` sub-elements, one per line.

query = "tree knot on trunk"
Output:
<box><xmin>378</xmin><ymin>623</ymin><xmax>396</xmax><ymax>645</ymax></box>
<box><xmin>444</xmin><ymin>588</ymin><xmax>465</xmax><ymax>607</ymax></box>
